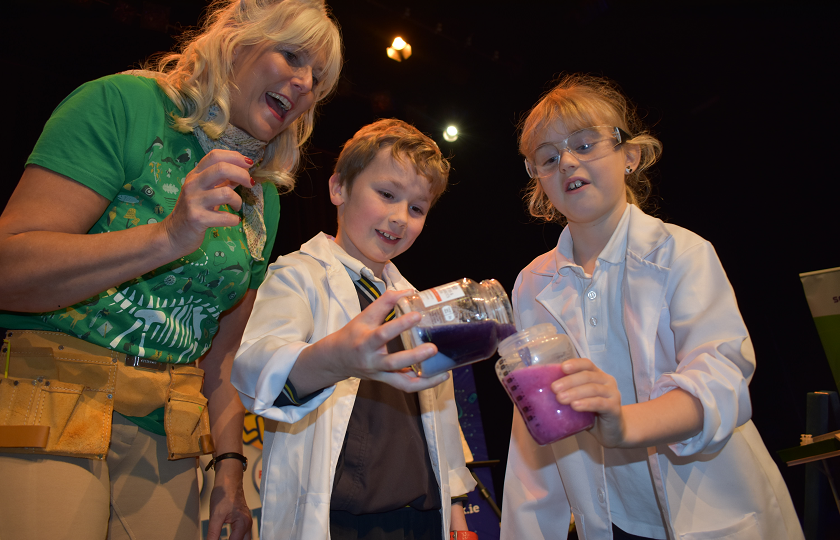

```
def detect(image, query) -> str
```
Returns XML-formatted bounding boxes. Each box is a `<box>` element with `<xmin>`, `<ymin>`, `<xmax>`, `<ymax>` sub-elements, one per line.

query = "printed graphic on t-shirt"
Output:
<box><xmin>40</xmin><ymin>134</ymin><xmax>253</xmax><ymax>364</ymax></box>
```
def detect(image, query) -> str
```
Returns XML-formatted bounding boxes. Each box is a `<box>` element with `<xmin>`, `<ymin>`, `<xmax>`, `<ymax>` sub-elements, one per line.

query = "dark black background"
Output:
<box><xmin>4</xmin><ymin>0</ymin><xmax>838</xmax><ymax>523</ymax></box>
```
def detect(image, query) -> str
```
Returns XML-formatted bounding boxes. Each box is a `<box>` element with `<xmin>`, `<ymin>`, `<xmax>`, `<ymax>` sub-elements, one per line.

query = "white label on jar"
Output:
<box><xmin>442</xmin><ymin>305</ymin><xmax>455</xmax><ymax>322</ymax></box>
<box><xmin>418</xmin><ymin>282</ymin><xmax>465</xmax><ymax>307</ymax></box>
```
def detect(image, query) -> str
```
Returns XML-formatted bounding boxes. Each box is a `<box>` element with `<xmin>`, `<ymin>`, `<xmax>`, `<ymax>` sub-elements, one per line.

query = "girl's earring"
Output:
<box><xmin>625</xmin><ymin>167</ymin><xmax>633</xmax><ymax>174</ymax></box>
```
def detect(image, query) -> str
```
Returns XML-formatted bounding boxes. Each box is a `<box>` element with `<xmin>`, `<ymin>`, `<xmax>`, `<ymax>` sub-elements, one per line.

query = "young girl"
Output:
<box><xmin>500</xmin><ymin>74</ymin><xmax>803</xmax><ymax>540</ymax></box>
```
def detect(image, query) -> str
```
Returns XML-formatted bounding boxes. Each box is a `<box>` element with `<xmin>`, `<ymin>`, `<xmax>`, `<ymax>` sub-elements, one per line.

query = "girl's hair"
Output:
<box><xmin>519</xmin><ymin>74</ymin><xmax>662</xmax><ymax>224</ymax></box>
<box><xmin>334</xmin><ymin>118</ymin><xmax>450</xmax><ymax>206</ymax></box>
<box><xmin>143</xmin><ymin>0</ymin><xmax>342</xmax><ymax>192</ymax></box>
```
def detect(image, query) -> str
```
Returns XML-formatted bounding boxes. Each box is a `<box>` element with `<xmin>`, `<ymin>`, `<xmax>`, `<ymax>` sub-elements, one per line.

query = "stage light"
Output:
<box><xmin>443</xmin><ymin>125</ymin><xmax>459</xmax><ymax>142</ymax></box>
<box><xmin>386</xmin><ymin>37</ymin><xmax>412</xmax><ymax>62</ymax></box>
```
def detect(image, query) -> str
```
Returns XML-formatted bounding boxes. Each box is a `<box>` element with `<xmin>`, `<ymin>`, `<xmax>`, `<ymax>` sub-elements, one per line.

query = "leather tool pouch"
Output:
<box><xmin>165</xmin><ymin>366</ymin><xmax>214</xmax><ymax>459</ymax></box>
<box><xmin>0</xmin><ymin>331</ymin><xmax>116</xmax><ymax>459</ymax></box>
<box><xmin>0</xmin><ymin>330</ymin><xmax>214</xmax><ymax>460</ymax></box>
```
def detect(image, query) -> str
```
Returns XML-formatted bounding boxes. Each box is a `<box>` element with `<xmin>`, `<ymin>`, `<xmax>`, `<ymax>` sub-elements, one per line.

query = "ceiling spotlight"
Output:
<box><xmin>386</xmin><ymin>37</ymin><xmax>412</xmax><ymax>62</ymax></box>
<box><xmin>443</xmin><ymin>125</ymin><xmax>459</xmax><ymax>142</ymax></box>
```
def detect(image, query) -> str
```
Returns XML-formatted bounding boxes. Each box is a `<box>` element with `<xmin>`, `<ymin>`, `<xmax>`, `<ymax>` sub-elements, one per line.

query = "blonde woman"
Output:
<box><xmin>0</xmin><ymin>1</ymin><xmax>341</xmax><ymax>539</ymax></box>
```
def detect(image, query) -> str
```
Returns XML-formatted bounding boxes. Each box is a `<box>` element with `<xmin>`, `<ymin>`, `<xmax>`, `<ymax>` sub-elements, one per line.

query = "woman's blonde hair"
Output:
<box><xmin>146</xmin><ymin>0</ymin><xmax>342</xmax><ymax>192</ymax></box>
<box><xmin>519</xmin><ymin>74</ymin><xmax>662</xmax><ymax>224</ymax></box>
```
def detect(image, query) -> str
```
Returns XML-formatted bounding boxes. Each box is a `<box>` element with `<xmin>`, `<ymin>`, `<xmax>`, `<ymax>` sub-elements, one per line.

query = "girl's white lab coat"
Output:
<box><xmin>501</xmin><ymin>205</ymin><xmax>803</xmax><ymax>540</ymax></box>
<box><xmin>232</xmin><ymin>233</ymin><xmax>475</xmax><ymax>540</ymax></box>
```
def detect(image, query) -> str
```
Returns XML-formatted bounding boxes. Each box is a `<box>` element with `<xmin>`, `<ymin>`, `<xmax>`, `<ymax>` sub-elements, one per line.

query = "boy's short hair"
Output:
<box><xmin>333</xmin><ymin>118</ymin><xmax>450</xmax><ymax>205</ymax></box>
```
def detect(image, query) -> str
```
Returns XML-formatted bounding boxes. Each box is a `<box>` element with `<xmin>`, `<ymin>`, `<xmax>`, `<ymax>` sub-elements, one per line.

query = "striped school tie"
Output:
<box><xmin>354</xmin><ymin>274</ymin><xmax>396</xmax><ymax>322</ymax></box>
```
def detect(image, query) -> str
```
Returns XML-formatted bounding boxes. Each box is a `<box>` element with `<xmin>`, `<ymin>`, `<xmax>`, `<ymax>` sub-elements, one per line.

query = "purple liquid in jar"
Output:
<box><xmin>503</xmin><ymin>363</ymin><xmax>594</xmax><ymax>445</ymax></box>
<box><xmin>419</xmin><ymin>321</ymin><xmax>516</xmax><ymax>365</ymax></box>
<box><xmin>496</xmin><ymin>323</ymin><xmax>517</xmax><ymax>342</ymax></box>
<box><xmin>413</xmin><ymin>320</ymin><xmax>516</xmax><ymax>376</ymax></box>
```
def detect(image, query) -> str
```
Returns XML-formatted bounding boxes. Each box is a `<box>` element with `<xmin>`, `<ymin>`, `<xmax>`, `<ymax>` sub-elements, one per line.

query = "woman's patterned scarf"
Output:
<box><xmin>193</xmin><ymin>106</ymin><xmax>268</xmax><ymax>261</ymax></box>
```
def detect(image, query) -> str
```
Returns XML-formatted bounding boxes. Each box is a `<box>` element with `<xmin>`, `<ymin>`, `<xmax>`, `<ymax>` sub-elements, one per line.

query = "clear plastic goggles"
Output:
<box><xmin>524</xmin><ymin>126</ymin><xmax>632</xmax><ymax>179</ymax></box>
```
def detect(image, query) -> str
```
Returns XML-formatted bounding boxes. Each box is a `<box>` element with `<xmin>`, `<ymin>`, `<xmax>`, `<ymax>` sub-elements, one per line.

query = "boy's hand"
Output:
<box><xmin>328</xmin><ymin>290</ymin><xmax>449</xmax><ymax>392</ymax></box>
<box><xmin>291</xmin><ymin>290</ymin><xmax>450</xmax><ymax>394</ymax></box>
<box><xmin>551</xmin><ymin>358</ymin><xmax>627</xmax><ymax>447</ymax></box>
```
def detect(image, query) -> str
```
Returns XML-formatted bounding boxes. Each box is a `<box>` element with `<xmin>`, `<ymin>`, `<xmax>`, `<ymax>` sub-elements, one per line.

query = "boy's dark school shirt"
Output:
<box><xmin>329</xmin><ymin>285</ymin><xmax>442</xmax><ymax>514</ymax></box>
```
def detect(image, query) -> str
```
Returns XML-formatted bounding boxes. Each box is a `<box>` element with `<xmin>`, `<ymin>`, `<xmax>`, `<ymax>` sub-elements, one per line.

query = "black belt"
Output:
<box><xmin>3</xmin><ymin>328</ymin><xmax>173</xmax><ymax>373</ymax></box>
<box><xmin>124</xmin><ymin>355</ymin><xmax>168</xmax><ymax>372</ymax></box>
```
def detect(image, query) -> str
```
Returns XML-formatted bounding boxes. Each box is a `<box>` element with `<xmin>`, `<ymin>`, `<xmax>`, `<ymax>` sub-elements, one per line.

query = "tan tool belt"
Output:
<box><xmin>0</xmin><ymin>329</ymin><xmax>214</xmax><ymax>460</ymax></box>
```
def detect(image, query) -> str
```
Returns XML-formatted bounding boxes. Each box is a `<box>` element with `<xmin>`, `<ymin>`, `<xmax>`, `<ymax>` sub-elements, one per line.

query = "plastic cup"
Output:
<box><xmin>496</xmin><ymin>324</ymin><xmax>594</xmax><ymax>445</ymax></box>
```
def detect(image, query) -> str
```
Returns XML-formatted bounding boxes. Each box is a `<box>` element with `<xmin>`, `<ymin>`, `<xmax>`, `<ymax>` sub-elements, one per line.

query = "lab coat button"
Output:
<box><xmin>587</xmin><ymin>290</ymin><xmax>597</xmax><ymax>300</ymax></box>
<box><xmin>597</xmin><ymin>488</ymin><xmax>605</xmax><ymax>503</ymax></box>
<box><xmin>589</xmin><ymin>317</ymin><xmax>598</xmax><ymax>327</ymax></box>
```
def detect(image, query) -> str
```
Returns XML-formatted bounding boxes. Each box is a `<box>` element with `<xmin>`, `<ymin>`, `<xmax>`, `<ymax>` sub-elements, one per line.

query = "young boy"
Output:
<box><xmin>231</xmin><ymin>119</ymin><xmax>476</xmax><ymax>540</ymax></box>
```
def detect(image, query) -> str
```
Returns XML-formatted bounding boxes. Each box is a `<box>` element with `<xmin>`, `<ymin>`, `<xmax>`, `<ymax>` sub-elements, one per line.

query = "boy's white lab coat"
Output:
<box><xmin>232</xmin><ymin>232</ymin><xmax>475</xmax><ymax>540</ymax></box>
<box><xmin>501</xmin><ymin>205</ymin><xmax>803</xmax><ymax>540</ymax></box>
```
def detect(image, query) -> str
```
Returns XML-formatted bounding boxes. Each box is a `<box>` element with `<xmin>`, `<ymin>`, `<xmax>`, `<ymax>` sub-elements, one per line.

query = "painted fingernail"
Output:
<box><xmin>250</xmin><ymin>177</ymin><xmax>256</xmax><ymax>186</ymax></box>
<box><xmin>244</xmin><ymin>157</ymin><xmax>254</xmax><ymax>165</ymax></box>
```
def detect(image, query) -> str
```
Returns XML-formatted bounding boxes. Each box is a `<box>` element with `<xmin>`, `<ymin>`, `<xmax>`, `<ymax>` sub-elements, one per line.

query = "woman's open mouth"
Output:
<box><xmin>266</xmin><ymin>91</ymin><xmax>291</xmax><ymax>120</ymax></box>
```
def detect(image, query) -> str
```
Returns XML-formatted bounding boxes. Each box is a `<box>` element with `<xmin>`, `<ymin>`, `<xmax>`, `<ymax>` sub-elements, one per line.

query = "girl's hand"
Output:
<box><xmin>551</xmin><ymin>358</ymin><xmax>627</xmax><ymax>447</ymax></box>
<box><xmin>162</xmin><ymin>149</ymin><xmax>254</xmax><ymax>255</ymax></box>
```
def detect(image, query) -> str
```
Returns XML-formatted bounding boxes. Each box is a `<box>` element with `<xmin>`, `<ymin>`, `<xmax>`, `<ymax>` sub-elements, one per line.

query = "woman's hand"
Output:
<box><xmin>162</xmin><ymin>149</ymin><xmax>254</xmax><ymax>255</ymax></box>
<box><xmin>551</xmin><ymin>358</ymin><xmax>627</xmax><ymax>447</ymax></box>
<box><xmin>207</xmin><ymin>459</ymin><xmax>252</xmax><ymax>540</ymax></box>
<box><xmin>0</xmin><ymin>151</ymin><xmax>253</xmax><ymax>312</ymax></box>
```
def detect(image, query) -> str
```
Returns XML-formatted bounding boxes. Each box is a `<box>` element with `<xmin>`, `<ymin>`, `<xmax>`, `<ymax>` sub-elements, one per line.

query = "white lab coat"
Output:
<box><xmin>501</xmin><ymin>205</ymin><xmax>803</xmax><ymax>540</ymax></box>
<box><xmin>232</xmin><ymin>232</ymin><xmax>475</xmax><ymax>540</ymax></box>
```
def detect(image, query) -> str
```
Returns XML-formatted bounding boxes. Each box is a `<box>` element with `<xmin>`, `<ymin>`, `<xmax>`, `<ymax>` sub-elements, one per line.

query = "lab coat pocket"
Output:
<box><xmin>679</xmin><ymin>512</ymin><xmax>760</xmax><ymax>540</ymax></box>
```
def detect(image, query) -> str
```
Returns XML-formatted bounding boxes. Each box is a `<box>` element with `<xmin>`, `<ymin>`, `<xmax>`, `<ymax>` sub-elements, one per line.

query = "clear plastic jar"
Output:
<box><xmin>394</xmin><ymin>278</ymin><xmax>515</xmax><ymax>378</ymax></box>
<box><xmin>496</xmin><ymin>323</ymin><xmax>594</xmax><ymax>445</ymax></box>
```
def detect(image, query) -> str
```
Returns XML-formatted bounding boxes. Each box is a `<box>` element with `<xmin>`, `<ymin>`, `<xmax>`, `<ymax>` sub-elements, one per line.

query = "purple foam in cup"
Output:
<box><xmin>502</xmin><ymin>363</ymin><xmax>594</xmax><ymax>445</ymax></box>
